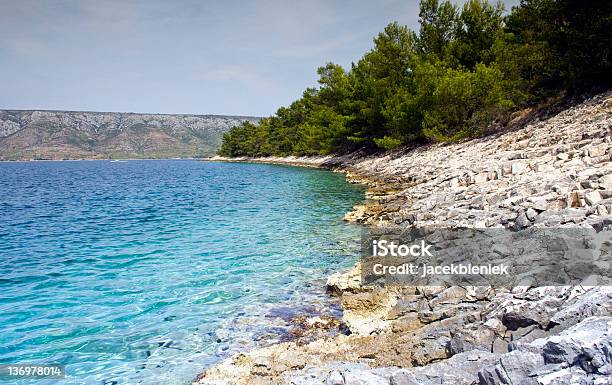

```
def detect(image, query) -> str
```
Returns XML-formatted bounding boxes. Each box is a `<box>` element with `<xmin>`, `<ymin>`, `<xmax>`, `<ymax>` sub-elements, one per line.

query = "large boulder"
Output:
<box><xmin>326</xmin><ymin>263</ymin><xmax>362</xmax><ymax>294</ymax></box>
<box><xmin>540</xmin><ymin>316</ymin><xmax>612</xmax><ymax>374</ymax></box>
<box><xmin>478</xmin><ymin>351</ymin><xmax>543</xmax><ymax>385</ymax></box>
<box><xmin>548</xmin><ymin>287</ymin><xmax>612</xmax><ymax>330</ymax></box>
<box><xmin>391</xmin><ymin>350</ymin><xmax>500</xmax><ymax>385</ymax></box>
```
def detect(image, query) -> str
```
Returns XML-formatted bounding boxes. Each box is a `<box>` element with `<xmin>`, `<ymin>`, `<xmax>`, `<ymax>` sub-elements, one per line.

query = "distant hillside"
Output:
<box><xmin>0</xmin><ymin>110</ymin><xmax>259</xmax><ymax>160</ymax></box>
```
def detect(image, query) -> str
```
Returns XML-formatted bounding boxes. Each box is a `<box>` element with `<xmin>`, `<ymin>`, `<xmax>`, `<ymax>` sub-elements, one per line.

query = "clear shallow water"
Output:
<box><xmin>0</xmin><ymin>160</ymin><xmax>364</xmax><ymax>385</ymax></box>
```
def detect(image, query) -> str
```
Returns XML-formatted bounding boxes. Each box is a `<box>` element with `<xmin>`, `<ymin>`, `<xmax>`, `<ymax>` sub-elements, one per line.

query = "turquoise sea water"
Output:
<box><xmin>0</xmin><ymin>160</ymin><xmax>364</xmax><ymax>385</ymax></box>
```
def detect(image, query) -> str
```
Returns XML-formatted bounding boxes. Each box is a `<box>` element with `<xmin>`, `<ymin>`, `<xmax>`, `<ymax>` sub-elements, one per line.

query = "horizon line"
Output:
<box><xmin>0</xmin><ymin>107</ymin><xmax>262</xmax><ymax>119</ymax></box>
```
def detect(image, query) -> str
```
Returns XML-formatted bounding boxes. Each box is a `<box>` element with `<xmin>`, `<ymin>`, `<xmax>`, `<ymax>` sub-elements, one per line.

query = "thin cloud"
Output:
<box><xmin>195</xmin><ymin>65</ymin><xmax>281</xmax><ymax>92</ymax></box>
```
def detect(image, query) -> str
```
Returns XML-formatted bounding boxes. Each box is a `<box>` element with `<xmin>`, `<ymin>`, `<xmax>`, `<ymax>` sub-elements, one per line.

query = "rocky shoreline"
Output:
<box><xmin>196</xmin><ymin>91</ymin><xmax>612</xmax><ymax>385</ymax></box>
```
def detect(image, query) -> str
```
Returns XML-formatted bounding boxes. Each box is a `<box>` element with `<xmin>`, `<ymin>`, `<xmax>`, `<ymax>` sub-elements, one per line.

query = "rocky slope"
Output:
<box><xmin>198</xmin><ymin>91</ymin><xmax>612</xmax><ymax>385</ymax></box>
<box><xmin>0</xmin><ymin>110</ymin><xmax>259</xmax><ymax>160</ymax></box>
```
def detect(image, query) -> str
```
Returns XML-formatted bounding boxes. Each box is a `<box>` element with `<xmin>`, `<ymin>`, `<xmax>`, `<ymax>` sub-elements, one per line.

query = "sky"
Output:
<box><xmin>0</xmin><ymin>0</ymin><xmax>519</xmax><ymax>117</ymax></box>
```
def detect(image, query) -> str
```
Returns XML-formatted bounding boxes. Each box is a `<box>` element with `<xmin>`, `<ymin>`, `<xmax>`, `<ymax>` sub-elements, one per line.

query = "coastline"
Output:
<box><xmin>0</xmin><ymin>157</ymin><xmax>207</xmax><ymax>162</ymax></box>
<box><xmin>206</xmin><ymin>156</ymin><xmax>336</xmax><ymax>169</ymax></box>
<box><xmin>192</xmin><ymin>91</ymin><xmax>612</xmax><ymax>385</ymax></box>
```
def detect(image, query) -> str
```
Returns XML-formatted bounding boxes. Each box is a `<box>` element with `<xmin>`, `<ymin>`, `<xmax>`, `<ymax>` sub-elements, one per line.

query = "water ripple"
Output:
<box><xmin>0</xmin><ymin>160</ymin><xmax>364</xmax><ymax>385</ymax></box>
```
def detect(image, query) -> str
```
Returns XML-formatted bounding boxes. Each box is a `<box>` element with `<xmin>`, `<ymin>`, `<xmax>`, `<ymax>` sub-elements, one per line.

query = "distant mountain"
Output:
<box><xmin>0</xmin><ymin>110</ymin><xmax>259</xmax><ymax>160</ymax></box>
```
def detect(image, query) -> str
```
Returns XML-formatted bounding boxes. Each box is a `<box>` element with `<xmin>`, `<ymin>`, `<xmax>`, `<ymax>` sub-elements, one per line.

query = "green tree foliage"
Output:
<box><xmin>343</xmin><ymin>22</ymin><xmax>419</xmax><ymax>149</ymax></box>
<box><xmin>418</xmin><ymin>60</ymin><xmax>515</xmax><ymax>141</ymax></box>
<box><xmin>219</xmin><ymin>0</ymin><xmax>611</xmax><ymax>157</ymax></box>
<box><xmin>449</xmin><ymin>0</ymin><xmax>506</xmax><ymax>68</ymax></box>
<box><xmin>418</xmin><ymin>0</ymin><xmax>458</xmax><ymax>60</ymax></box>
<box><xmin>507</xmin><ymin>0</ymin><xmax>612</xmax><ymax>92</ymax></box>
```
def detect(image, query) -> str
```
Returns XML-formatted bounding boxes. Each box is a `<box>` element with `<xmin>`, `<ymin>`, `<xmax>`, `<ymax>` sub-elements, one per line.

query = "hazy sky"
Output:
<box><xmin>0</xmin><ymin>0</ymin><xmax>519</xmax><ymax>116</ymax></box>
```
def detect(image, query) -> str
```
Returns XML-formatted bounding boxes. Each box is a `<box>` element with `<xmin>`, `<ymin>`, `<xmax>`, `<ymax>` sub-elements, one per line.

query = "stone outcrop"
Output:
<box><xmin>195</xmin><ymin>91</ymin><xmax>612</xmax><ymax>384</ymax></box>
<box><xmin>0</xmin><ymin>110</ymin><xmax>259</xmax><ymax>160</ymax></box>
